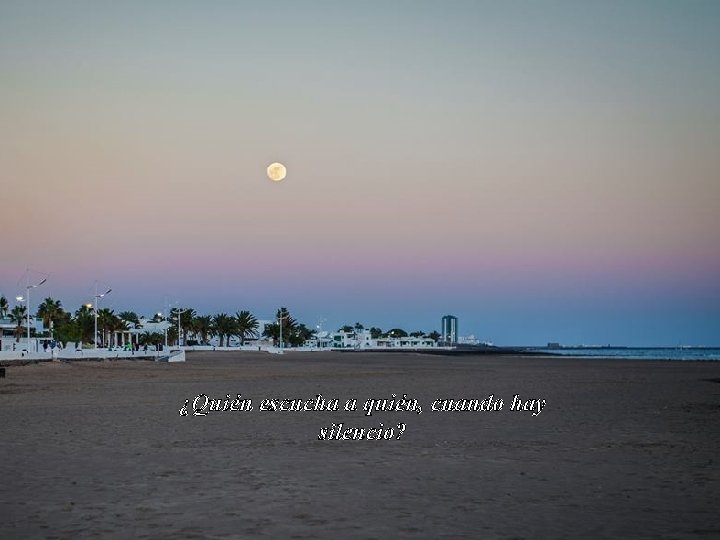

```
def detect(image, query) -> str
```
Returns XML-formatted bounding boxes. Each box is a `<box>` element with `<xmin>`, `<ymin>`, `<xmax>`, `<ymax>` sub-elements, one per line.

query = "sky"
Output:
<box><xmin>1</xmin><ymin>0</ymin><xmax>719</xmax><ymax>346</ymax></box>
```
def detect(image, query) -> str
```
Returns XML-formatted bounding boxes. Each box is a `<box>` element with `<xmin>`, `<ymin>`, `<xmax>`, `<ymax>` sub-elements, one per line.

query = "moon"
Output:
<box><xmin>267</xmin><ymin>162</ymin><xmax>287</xmax><ymax>182</ymax></box>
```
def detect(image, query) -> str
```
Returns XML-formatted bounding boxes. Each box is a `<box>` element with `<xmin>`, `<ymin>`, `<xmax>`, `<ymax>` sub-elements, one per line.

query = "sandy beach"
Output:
<box><xmin>1</xmin><ymin>351</ymin><xmax>718</xmax><ymax>538</ymax></box>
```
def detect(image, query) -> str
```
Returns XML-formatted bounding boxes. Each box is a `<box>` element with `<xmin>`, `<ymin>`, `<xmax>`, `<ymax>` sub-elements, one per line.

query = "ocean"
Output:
<box><xmin>530</xmin><ymin>347</ymin><xmax>720</xmax><ymax>361</ymax></box>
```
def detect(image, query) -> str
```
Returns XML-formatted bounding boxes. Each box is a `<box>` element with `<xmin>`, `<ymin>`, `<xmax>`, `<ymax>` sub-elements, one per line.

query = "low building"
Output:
<box><xmin>329</xmin><ymin>329</ymin><xmax>436</xmax><ymax>349</ymax></box>
<box><xmin>330</xmin><ymin>329</ymin><xmax>374</xmax><ymax>349</ymax></box>
<box><xmin>375</xmin><ymin>336</ymin><xmax>436</xmax><ymax>348</ymax></box>
<box><xmin>0</xmin><ymin>317</ymin><xmax>45</xmax><ymax>351</ymax></box>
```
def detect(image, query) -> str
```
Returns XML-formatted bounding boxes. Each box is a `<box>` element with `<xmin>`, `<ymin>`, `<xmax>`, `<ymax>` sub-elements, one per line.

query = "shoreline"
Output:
<box><xmin>2</xmin><ymin>346</ymin><xmax>718</xmax><ymax>368</ymax></box>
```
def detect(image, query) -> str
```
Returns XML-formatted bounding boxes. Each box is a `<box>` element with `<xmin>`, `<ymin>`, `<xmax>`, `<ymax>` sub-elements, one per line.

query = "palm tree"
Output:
<box><xmin>212</xmin><ymin>313</ymin><xmax>235</xmax><ymax>347</ymax></box>
<box><xmin>0</xmin><ymin>296</ymin><xmax>9</xmax><ymax>319</ymax></box>
<box><xmin>139</xmin><ymin>332</ymin><xmax>164</xmax><ymax>347</ymax></box>
<box><xmin>262</xmin><ymin>322</ymin><xmax>280</xmax><ymax>345</ymax></box>
<box><xmin>263</xmin><ymin>310</ymin><xmax>307</xmax><ymax>347</ymax></box>
<box><xmin>288</xmin><ymin>323</ymin><xmax>313</xmax><ymax>347</ymax></box>
<box><xmin>171</xmin><ymin>307</ymin><xmax>197</xmax><ymax>346</ymax></box>
<box><xmin>193</xmin><ymin>315</ymin><xmax>214</xmax><ymax>345</ymax></box>
<box><xmin>36</xmin><ymin>297</ymin><xmax>65</xmax><ymax>338</ymax></box>
<box><xmin>235</xmin><ymin>310</ymin><xmax>259</xmax><ymax>345</ymax></box>
<box><xmin>167</xmin><ymin>325</ymin><xmax>179</xmax><ymax>346</ymax></box>
<box><xmin>181</xmin><ymin>308</ymin><xmax>196</xmax><ymax>345</ymax></box>
<box><xmin>269</xmin><ymin>307</ymin><xmax>296</xmax><ymax>347</ymax></box>
<box><xmin>96</xmin><ymin>308</ymin><xmax>118</xmax><ymax>347</ymax></box>
<box><xmin>53</xmin><ymin>312</ymin><xmax>81</xmax><ymax>347</ymax></box>
<box><xmin>9</xmin><ymin>305</ymin><xmax>27</xmax><ymax>342</ymax></box>
<box><xmin>117</xmin><ymin>312</ymin><xmax>139</xmax><ymax>349</ymax></box>
<box><xmin>119</xmin><ymin>311</ymin><xmax>140</xmax><ymax>326</ymax></box>
<box><xmin>106</xmin><ymin>314</ymin><xmax>128</xmax><ymax>347</ymax></box>
<box><xmin>74</xmin><ymin>304</ymin><xmax>95</xmax><ymax>345</ymax></box>
<box><xmin>278</xmin><ymin>307</ymin><xmax>296</xmax><ymax>329</ymax></box>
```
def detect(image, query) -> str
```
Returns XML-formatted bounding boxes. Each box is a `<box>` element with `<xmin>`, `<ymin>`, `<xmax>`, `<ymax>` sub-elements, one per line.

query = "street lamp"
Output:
<box><xmin>174</xmin><ymin>304</ymin><xmax>186</xmax><ymax>348</ymax></box>
<box><xmin>93</xmin><ymin>285</ymin><xmax>112</xmax><ymax>350</ymax></box>
<box><xmin>18</xmin><ymin>277</ymin><xmax>47</xmax><ymax>352</ymax></box>
<box><xmin>15</xmin><ymin>295</ymin><xmax>26</xmax><ymax>347</ymax></box>
<box><xmin>316</xmin><ymin>317</ymin><xmax>326</xmax><ymax>350</ymax></box>
<box><xmin>157</xmin><ymin>312</ymin><xmax>168</xmax><ymax>350</ymax></box>
<box><xmin>278</xmin><ymin>309</ymin><xmax>288</xmax><ymax>354</ymax></box>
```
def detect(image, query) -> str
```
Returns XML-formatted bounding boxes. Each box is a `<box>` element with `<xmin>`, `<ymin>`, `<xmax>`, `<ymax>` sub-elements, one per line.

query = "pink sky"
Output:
<box><xmin>1</xmin><ymin>2</ymin><xmax>719</xmax><ymax>344</ymax></box>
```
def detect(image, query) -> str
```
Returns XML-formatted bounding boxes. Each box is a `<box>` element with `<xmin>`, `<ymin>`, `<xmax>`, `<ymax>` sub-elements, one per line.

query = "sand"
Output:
<box><xmin>1</xmin><ymin>351</ymin><xmax>718</xmax><ymax>539</ymax></box>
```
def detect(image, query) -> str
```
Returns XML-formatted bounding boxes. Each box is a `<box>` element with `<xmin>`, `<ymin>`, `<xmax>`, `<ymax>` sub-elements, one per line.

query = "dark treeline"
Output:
<box><xmin>0</xmin><ymin>296</ymin><xmax>439</xmax><ymax>348</ymax></box>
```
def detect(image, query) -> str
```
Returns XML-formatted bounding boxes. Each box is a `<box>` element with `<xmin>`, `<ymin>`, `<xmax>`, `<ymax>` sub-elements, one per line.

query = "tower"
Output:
<box><xmin>441</xmin><ymin>315</ymin><xmax>458</xmax><ymax>345</ymax></box>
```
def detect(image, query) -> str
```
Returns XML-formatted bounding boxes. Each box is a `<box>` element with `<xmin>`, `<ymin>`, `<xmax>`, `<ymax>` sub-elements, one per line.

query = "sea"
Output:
<box><xmin>528</xmin><ymin>347</ymin><xmax>720</xmax><ymax>361</ymax></box>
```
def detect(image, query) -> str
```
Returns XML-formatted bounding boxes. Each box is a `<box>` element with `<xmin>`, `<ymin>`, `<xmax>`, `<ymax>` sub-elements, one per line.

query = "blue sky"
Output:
<box><xmin>1</xmin><ymin>1</ymin><xmax>719</xmax><ymax>345</ymax></box>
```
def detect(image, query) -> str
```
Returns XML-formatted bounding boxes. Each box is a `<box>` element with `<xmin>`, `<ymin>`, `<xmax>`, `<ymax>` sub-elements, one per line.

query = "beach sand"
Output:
<box><xmin>1</xmin><ymin>352</ymin><xmax>718</xmax><ymax>538</ymax></box>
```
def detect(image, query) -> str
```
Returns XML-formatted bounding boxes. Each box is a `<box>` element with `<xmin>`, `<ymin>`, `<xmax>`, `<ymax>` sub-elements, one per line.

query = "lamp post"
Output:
<box><xmin>279</xmin><ymin>313</ymin><xmax>283</xmax><ymax>353</ymax></box>
<box><xmin>93</xmin><ymin>284</ymin><xmax>112</xmax><ymax>350</ymax></box>
<box><xmin>18</xmin><ymin>277</ymin><xmax>47</xmax><ymax>352</ymax></box>
<box><xmin>157</xmin><ymin>312</ymin><xmax>168</xmax><ymax>350</ymax></box>
<box><xmin>278</xmin><ymin>309</ymin><xmax>288</xmax><ymax>354</ymax></box>
<box><xmin>15</xmin><ymin>295</ymin><xmax>27</xmax><ymax>347</ymax></box>
<box><xmin>316</xmin><ymin>317</ymin><xmax>326</xmax><ymax>350</ymax></box>
<box><xmin>174</xmin><ymin>304</ymin><xmax>186</xmax><ymax>348</ymax></box>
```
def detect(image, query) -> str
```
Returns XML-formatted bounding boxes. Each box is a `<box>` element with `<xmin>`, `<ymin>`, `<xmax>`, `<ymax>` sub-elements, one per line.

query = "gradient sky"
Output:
<box><xmin>1</xmin><ymin>1</ymin><xmax>719</xmax><ymax>345</ymax></box>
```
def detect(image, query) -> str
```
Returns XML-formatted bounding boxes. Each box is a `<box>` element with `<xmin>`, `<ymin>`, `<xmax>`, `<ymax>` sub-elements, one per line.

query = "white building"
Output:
<box><xmin>457</xmin><ymin>335</ymin><xmax>494</xmax><ymax>347</ymax></box>
<box><xmin>375</xmin><ymin>336</ymin><xmax>436</xmax><ymax>348</ymax></box>
<box><xmin>331</xmin><ymin>329</ymin><xmax>374</xmax><ymax>348</ymax></box>
<box><xmin>304</xmin><ymin>331</ymin><xmax>334</xmax><ymax>349</ymax></box>
<box><xmin>458</xmin><ymin>335</ymin><xmax>479</xmax><ymax>345</ymax></box>
<box><xmin>328</xmin><ymin>329</ymin><xmax>436</xmax><ymax>349</ymax></box>
<box><xmin>0</xmin><ymin>317</ymin><xmax>45</xmax><ymax>351</ymax></box>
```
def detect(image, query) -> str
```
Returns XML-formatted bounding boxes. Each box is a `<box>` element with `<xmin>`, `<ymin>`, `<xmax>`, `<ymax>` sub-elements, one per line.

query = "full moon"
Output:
<box><xmin>267</xmin><ymin>162</ymin><xmax>287</xmax><ymax>182</ymax></box>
